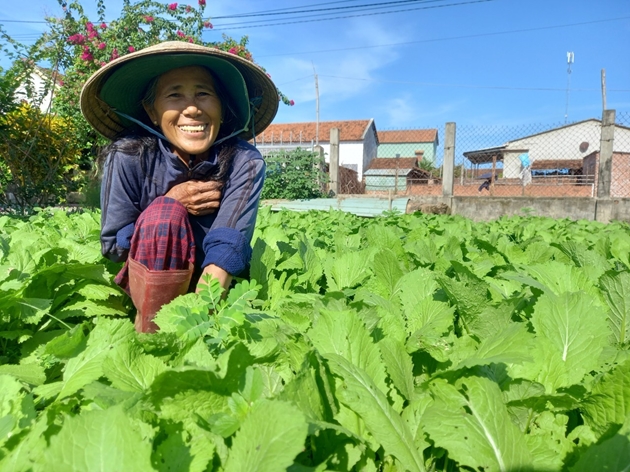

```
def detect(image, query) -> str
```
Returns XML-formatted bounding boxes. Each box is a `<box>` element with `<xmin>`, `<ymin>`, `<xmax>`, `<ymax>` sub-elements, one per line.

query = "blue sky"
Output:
<box><xmin>2</xmin><ymin>0</ymin><xmax>629</xmax><ymax>130</ymax></box>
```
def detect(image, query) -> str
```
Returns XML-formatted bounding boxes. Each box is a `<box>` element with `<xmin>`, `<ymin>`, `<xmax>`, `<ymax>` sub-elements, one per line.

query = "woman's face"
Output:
<box><xmin>144</xmin><ymin>66</ymin><xmax>223</xmax><ymax>163</ymax></box>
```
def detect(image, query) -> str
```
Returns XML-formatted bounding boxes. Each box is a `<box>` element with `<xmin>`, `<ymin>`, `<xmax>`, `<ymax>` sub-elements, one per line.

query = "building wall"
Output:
<box><xmin>611</xmin><ymin>153</ymin><xmax>630</xmax><ymax>198</ymax></box>
<box><xmin>361</xmin><ymin>129</ymin><xmax>378</xmax><ymax>180</ymax></box>
<box><xmin>378</xmin><ymin>142</ymin><xmax>437</xmax><ymax>162</ymax></box>
<box><xmin>506</xmin><ymin>122</ymin><xmax>630</xmax><ymax>162</ymax></box>
<box><xmin>14</xmin><ymin>72</ymin><xmax>55</xmax><ymax>113</ymax></box>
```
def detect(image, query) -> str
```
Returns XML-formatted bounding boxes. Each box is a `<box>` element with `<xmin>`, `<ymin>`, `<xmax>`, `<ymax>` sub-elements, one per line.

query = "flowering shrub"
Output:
<box><xmin>0</xmin><ymin>103</ymin><xmax>82</xmax><ymax>213</ymax></box>
<box><xmin>0</xmin><ymin>0</ymin><xmax>293</xmax><ymax>210</ymax></box>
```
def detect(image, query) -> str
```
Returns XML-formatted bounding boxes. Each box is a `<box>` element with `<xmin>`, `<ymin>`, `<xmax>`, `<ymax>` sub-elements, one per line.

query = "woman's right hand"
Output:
<box><xmin>165</xmin><ymin>180</ymin><xmax>223</xmax><ymax>216</ymax></box>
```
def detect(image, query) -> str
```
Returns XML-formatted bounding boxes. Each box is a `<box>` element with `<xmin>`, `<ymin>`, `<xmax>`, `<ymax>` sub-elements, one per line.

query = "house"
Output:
<box><xmin>364</xmin><ymin>157</ymin><xmax>436</xmax><ymax>194</ymax></box>
<box><xmin>14</xmin><ymin>65</ymin><xmax>63</xmax><ymax>113</ymax></box>
<box><xmin>463</xmin><ymin>119</ymin><xmax>630</xmax><ymax>179</ymax></box>
<box><xmin>377</xmin><ymin>129</ymin><xmax>439</xmax><ymax>164</ymax></box>
<box><xmin>255</xmin><ymin>119</ymin><xmax>379</xmax><ymax>180</ymax></box>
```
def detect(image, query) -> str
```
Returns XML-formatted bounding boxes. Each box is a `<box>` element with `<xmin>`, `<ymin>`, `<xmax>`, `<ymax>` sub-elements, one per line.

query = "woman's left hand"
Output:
<box><xmin>165</xmin><ymin>180</ymin><xmax>223</xmax><ymax>216</ymax></box>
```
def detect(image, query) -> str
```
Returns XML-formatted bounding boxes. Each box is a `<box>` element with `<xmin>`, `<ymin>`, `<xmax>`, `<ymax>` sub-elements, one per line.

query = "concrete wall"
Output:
<box><xmin>404</xmin><ymin>195</ymin><xmax>630</xmax><ymax>223</ymax></box>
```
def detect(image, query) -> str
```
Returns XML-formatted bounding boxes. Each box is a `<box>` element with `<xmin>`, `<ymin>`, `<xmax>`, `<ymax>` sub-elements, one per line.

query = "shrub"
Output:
<box><xmin>0</xmin><ymin>103</ymin><xmax>82</xmax><ymax>213</ymax></box>
<box><xmin>261</xmin><ymin>148</ymin><xmax>328</xmax><ymax>200</ymax></box>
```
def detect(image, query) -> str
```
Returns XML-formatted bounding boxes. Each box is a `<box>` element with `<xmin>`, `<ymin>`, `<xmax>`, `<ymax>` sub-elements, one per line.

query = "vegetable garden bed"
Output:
<box><xmin>0</xmin><ymin>207</ymin><xmax>629</xmax><ymax>471</ymax></box>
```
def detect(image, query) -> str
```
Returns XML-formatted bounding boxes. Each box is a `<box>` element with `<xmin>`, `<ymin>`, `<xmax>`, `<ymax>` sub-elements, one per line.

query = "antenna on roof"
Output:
<box><xmin>564</xmin><ymin>52</ymin><xmax>574</xmax><ymax>124</ymax></box>
<box><xmin>313</xmin><ymin>62</ymin><xmax>320</xmax><ymax>146</ymax></box>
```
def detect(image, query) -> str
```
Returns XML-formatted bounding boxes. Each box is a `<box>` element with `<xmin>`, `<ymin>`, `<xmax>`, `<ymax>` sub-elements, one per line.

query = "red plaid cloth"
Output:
<box><xmin>115</xmin><ymin>196</ymin><xmax>196</xmax><ymax>292</ymax></box>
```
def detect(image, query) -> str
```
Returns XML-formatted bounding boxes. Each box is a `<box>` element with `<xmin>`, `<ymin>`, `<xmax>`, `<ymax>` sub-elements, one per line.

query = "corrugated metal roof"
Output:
<box><xmin>263</xmin><ymin>198</ymin><xmax>410</xmax><ymax>217</ymax></box>
<box><xmin>364</xmin><ymin>168</ymin><xmax>414</xmax><ymax>176</ymax></box>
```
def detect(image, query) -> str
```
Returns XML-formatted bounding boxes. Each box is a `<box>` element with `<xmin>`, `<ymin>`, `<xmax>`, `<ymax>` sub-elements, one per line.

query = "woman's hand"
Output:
<box><xmin>196</xmin><ymin>264</ymin><xmax>232</xmax><ymax>296</ymax></box>
<box><xmin>165</xmin><ymin>180</ymin><xmax>222</xmax><ymax>216</ymax></box>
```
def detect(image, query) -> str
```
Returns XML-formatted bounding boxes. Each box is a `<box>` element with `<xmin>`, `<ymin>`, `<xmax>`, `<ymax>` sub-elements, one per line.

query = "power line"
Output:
<box><xmin>317</xmin><ymin>74</ymin><xmax>630</xmax><ymax>92</ymax></box>
<box><xmin>210</xmin><ymin>0</ymin><xmax>493</xmax><ymax>30</ymax></box>
<box><xmin>212</xmin><ymin>0</ymin><xmax>450</xmax><ymax>20</ymax></box>
<box><xmin>213</xmin><ymin>0</ymin><xmax>373</xmax><ymax>18</ymax></box>
<box><xmin>257</xmin><ymin>16</ymin><xmax>630</xmax><ymax>56</ymax></box>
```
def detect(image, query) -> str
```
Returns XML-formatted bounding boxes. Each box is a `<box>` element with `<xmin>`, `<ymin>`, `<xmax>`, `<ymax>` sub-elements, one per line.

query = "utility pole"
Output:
<box><xmin>601</xmin><ymin>69</ymin><xmax>607</xmax><ymax>112</ymax></box>
<box><xmin>313</xmin><ymin>62</ymin><xmax>320</xmax><ymax>146</ymax></box>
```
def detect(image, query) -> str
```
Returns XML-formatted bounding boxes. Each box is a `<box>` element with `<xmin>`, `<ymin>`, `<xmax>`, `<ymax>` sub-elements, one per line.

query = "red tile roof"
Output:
<box><xmin>377</xmin><ymin>129</ymin><xmax>438</xmax><ymax>144</ymax></box>
<box><xmin>367</xmin><ymin>158</ymin><xmax>419</xmax><ymax>170</ymax></box>
<box><xmin>257</xmin><ymin>120</ymin><xmax>373</xmax><ymax>143</ymax></box>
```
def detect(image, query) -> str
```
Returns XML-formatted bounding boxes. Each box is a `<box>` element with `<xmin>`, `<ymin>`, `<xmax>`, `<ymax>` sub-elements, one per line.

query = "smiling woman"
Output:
<box><xmin>80</xmin><ymin>41</ymin><xmax>279</xmax><ymax>332</ymax></box>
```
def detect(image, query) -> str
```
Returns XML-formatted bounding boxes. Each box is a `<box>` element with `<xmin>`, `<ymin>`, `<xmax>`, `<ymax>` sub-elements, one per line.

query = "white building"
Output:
<box><xmin>14</xmin><ymin>66</ymin><xmax>62</xmax><ymax>113</ymax></box>
<box><xmin>255</xmin><ymin>119</ymin><xmax>379</xmax><ymax>180</ymax></box>
<box><xmin>464</xmin><ymin>119</ymin><xmax>630</xmax><ymax>178</ymax></box>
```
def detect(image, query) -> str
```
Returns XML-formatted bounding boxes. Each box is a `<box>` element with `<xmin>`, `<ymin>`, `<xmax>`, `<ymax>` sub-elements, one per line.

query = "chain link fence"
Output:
<box><xmin>613</xmin><ymin>111</ymin><xmax>630</xmax><ymax>198</ymax></box>
<box><xmin>255</xmin><ymin>114</ymin><xmax>630</xmax><ymax>199</ymax></box>
<box><xmin>451</xmin><ymin>120</ymin><xmax>603</xmax><ymax>198</ymax></box>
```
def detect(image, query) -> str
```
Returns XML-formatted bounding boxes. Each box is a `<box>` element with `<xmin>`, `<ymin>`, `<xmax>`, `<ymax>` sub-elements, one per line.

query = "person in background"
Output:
<box><xmin>80</xmin><ymin>41</ymin><xmax>278</xmax><ymax>332</ymax></box>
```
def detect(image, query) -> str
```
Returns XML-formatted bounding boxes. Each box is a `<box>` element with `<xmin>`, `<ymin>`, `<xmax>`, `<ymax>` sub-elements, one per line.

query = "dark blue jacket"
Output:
<box><xmin>100</xmin><ymin>138</ymin><xmax>265</xmax><ymax>276</ymax></box>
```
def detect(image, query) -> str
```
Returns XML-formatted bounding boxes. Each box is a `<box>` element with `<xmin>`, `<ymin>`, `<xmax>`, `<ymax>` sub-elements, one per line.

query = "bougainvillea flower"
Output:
<box><xmin>176</xmin><ymin>30</ymin><xmax>185</xmax><ymax>37</ymax></box>
<box><xmin>128</xmin><ymin>46</ymin><xmax>135</xmax><ymax>52</ymax></box>
<box><xmin>67</xmin><ymin>33</ymin><xmax>86</xmax><ymax>45</ymax></box>
<box><xmin>199</xmin><ymin>0</ymin><xmax>206</xmax><ymax>5</ymax></box>
<box><xmin>97</xmin><ymin>42</ymin><xmax>106</xmax><ymax>50</ymax></box>
<box><xmin>144</xmin><ymin>16</ymin><xmax>154</xmax><ymax>22</ymax></box>
<box><xmin>289</xmin><ymin>100</ymin><xmax>295</xmax><ymax>106</ymax></box>
<box><xmin>228</xmin><ymin>47</ymin><xmax>238</xmax><ymax>54</ymax></box>
<box><xmin>168</xmin><ymin>3</ymin><xmax>178</xmax><ymax>10</ymax></box>
<box><xmin>203</xmin><ymin>21</ymin><xmax>213</xmax><ymax>29</ymax></box>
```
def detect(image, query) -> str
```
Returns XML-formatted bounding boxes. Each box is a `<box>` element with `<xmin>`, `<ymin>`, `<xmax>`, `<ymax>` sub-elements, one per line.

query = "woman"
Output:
<box><xmin>80</xmin><ymin>41</ymin><xmax>278</xmax><ymax>332</ymax></box>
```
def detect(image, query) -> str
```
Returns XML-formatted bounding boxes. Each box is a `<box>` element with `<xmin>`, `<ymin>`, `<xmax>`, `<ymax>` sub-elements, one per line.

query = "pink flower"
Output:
<box><xmin>81</xmin><ymin>49</ymin><xmax>94</xmax><ymax>61</ymax></box>
<box><xmin>144</xmin><ymin>15</ymin><xmax>154</xmax><ymax>22</ymax></box>
<box><xmin>97</xmin><ymin>42</ymin><xmax>106</xmax><ymax>50</ymax></box>
<box><xmin>88</xmin><ymin>30</ymin><xmax>99</xmax><ymax>39</ymax></box>
<box><xmin>289</xmin><ymin>100</ymin><xmax>295</xmax><ymax>106</ymax></box>
<box><xmin>100</xmin><ymin>22</ymin><xmax>107</xmax><ymax>30</ymax></box>
<box><xmin>203</xmin><ymin>21</ymin><xmax>213</xmax><ymax>29</ymax></box>
<box><xmin>185</xmin><ymin>5</ymin><xmax>191</xmax><ymax>12</ymax></box>
<box><xmin>168</xmin><ymin>3</ymin><xmax>177</xmax><ymax>10</ymax></box>
<box><xmin>67</xmin><ymin>33</ymin><xmax>86</xmax><ymax>45</ymax></box>
<box><xmin>111</xmin><ymin>48</ymin><xmax>119</xmax><ymax>60</ymax></box>
<box><xmin>188</xmin><ymin>37</ymin><xmax>194</xmax><ymax>43</ymax></box>
<box><xmin>128</xmin><ymin>46</ymin><xmax>135</xmax><ymax>52</ymax></box>
<box><xmin>176</xmin><ymin>30</ymin><xmax>185</xmax><ymax>37</ymax></box>
<box><xmin>100</xmin><ymin>61</ymin><xmax>107</xmax><ymax>67</ymax></box>
<box><xmin>198</xmin><ymin>0</ymin><xmax>206</xmax><ymax>5</ymax></box>
<box><xmin>59</xmin><ymin>80</ymin><xmax>64</xmax><ymax>86</ymax></box>
<box><xmin>85</xmin><ymin>22</ymin><xmax>94</xmax><ymax>32</ymax></box>
<box><xmin>228</xmin><ymin>47</ymin><xmax>238</xmax><ymax>54</ymax></box>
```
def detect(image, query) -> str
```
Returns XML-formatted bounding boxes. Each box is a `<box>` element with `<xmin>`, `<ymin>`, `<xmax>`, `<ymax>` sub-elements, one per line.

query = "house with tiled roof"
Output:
<box><xmin>377</xmin><ymin>129</ymin><xmax>439</xmax><ymax>164</ymax></box>
<box><xmin>256</xmin><ymin>119</ymin><xmax>379</xmax><ymax>179</ymax></box>
<box><xmin>364</xmin><ymin>157</ymin><xmax>436</xmax><ymax>193</ymax></box>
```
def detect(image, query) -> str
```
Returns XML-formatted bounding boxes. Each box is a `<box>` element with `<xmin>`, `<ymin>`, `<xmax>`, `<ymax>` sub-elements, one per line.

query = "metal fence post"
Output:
<box><xmin>395</xmin><ymin>153</ymin><xmax>400</xmax><ymax>195</ymax></box>
<box><xmin>442</xmin><ymin>122</ymin><xmax>456</xmax><ymax>197</ymax></box>
<box><xmin>329</xmin><ymin>128</ymin><xmax>340</xmax><ymax>195</ymax></box>
<box><xmin>597</xmin><ymin>109</ymin><xmax>616</xmax><ymax>198</ymax></box>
